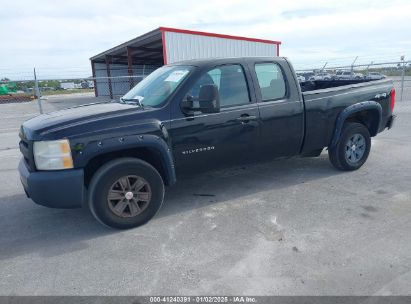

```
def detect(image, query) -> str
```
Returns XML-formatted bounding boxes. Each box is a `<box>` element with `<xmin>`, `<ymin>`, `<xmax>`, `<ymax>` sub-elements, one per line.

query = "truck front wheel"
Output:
<box><xmin>328</xmin><ymin>122</ymin><xmax>371</xmax><ymax>171</ymax></box>
<box><xmin>88</xmin><ymin>158</ymin><xmax>165</xmax><ymax>229</ymax></box>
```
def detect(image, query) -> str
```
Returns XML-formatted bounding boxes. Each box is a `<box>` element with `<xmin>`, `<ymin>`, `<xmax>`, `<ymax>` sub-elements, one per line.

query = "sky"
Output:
<box><xmin>1</xmin><ymin>0</ymin><xmax>410</xmax><ymax>79</ymax></box>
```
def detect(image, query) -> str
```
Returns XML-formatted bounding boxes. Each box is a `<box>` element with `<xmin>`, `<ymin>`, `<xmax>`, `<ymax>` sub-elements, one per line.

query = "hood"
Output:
<box><xmin>22</xmin><ymin>102</ymin><xmax>150</xmax><ymax>140</ymax></box>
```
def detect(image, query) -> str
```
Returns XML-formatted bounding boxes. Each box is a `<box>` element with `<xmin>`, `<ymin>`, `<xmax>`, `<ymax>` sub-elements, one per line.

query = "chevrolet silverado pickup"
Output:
<box><xmin>18</xmin><ymin>57</ymin><xmax>396</xmax><ymax>229</ymax></box>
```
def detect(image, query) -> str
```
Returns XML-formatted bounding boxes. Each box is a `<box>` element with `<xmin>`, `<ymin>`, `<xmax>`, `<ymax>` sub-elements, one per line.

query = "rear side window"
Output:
<box><xmin>254</xmin><ymin>63</ymin><xmax>286</xmax><ymax>101</ymax></box>
<box><xmin>188</xmin><ymin>64</ymin><xmax>250</xmax><ymax>108</ymax></box>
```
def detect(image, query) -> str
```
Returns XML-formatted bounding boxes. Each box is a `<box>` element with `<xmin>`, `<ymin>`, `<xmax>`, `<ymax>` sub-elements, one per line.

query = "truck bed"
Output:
<box><xmin>300</xmin><ymin>79</ymin><xmax>374</xmax><ymax>92</ymax></box>
<box><xmin>300</xmin><ymin>78</ymin><xmax>394</xmax><ymax>153</ymax></box>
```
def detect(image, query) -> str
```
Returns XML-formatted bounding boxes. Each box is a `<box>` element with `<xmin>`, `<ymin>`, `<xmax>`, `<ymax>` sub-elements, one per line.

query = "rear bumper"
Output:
<box><xmin>18</xmin><ymin>159</ymin><xmax>84</xmax><ymax>209</ymax></box>
<box><xmin>386</xmin><ymin>114</ymin><xmax>395</xmax><ymax>129</ymax></box>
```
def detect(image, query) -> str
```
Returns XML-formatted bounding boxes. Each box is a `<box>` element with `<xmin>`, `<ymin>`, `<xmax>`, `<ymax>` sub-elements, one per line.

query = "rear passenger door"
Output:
<box><xmin>170</xmin><ymin>63</ymin><xmax>260</xmax><ymax>173</ymax></box>
<box><xmin>251</xmin><ymin>61</ymin><xmax>304</xmax><ymax>158</ymax></box>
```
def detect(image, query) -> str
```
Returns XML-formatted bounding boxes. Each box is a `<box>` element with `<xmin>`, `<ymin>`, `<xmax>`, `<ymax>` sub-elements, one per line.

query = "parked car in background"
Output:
<box><xmin>309</xmin><ymin>72</ymin><xmax>332</xmax><ymax>81</ymax></box>
<box><xmin>334</xmin><ymin>70</ymin><xmax>364</xmax><ymax>80</ymax></box>
<box><xmin>366</xmin><ymin>72</ymin><xmax>386</xmax><ymax>80</ymax></box>
<box><xmin>297</xmin><ymin>75</ymin><xmax>306</xmax><ymax>82</ymax></box>
<box><xmin>354</xmin><ymin>72</ymin><xmax>364</xmax><ymax>79</ymax></box>
<box><xmin>301</xmin><ymin>72</ymin><xmax>315</xmax><ymax>81</ymax></box>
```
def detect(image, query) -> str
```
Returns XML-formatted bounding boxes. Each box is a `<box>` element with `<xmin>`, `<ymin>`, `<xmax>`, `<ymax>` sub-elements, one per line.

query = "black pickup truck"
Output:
<box><xmin>18</xmin><ymin>57</ymin><xmax>396</xmax><ymax>229</ymax></box>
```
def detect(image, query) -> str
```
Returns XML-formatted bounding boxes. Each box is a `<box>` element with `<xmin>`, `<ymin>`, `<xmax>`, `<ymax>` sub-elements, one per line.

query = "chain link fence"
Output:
<box><xmin>92</xmin><ymin>63</ymin><xmax>160</xmax><ymax>98</ymax></box>
<box><xmin>295</xmin><ymin>60</ymin><xmax>411</xmax><ymax>101</ymax></box>
<box><xmin>1</xmin><ymin>60</ymin><xmax>410</xmax><ymax>109</ymax></box>
<box><xmin>0</xmin><ymin>64</ymin><xmax>160</xmax><ymax>106</ymax></box>
<box><xmin>0</xmin><ymin>77</ymin><xmax>96</xmax><ymax>105</ymax></box>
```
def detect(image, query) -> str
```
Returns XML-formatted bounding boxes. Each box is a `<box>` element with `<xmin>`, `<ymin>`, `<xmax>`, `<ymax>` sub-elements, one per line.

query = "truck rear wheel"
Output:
<box><xmin>88</xmin><ymin>158</ymin><xmax>164</xmax><ymax>229</ymax></box>
<box><xmin>328</xmin><ymin>122</ymin><xmax>371</xmax><ymax>171</ymax></box>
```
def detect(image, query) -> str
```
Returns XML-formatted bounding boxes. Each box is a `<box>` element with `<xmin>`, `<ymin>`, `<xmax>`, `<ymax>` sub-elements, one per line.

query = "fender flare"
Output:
<box><xmin>75</xmin><ymin>134</ymin><xmax>176</xmax><ymax>185</ymax></box>
<box><xmin>330</xmin><ymin>101</ymin><xmax>382</xmax><ymax>147</ymax></box>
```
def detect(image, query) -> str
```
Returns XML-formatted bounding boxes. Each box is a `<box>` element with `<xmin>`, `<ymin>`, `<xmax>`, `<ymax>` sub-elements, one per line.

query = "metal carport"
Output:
<box><xmin>90</xmin><ymin>27</ymin><xmax>281</xmax><ymax>98</ymax></box>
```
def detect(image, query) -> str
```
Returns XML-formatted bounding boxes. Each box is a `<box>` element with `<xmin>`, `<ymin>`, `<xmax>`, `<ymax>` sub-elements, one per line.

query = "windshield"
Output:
<box><xmin>121</xmin><ymin>65</ymin><xmax>193</xmax><ymax>107</ymax></box>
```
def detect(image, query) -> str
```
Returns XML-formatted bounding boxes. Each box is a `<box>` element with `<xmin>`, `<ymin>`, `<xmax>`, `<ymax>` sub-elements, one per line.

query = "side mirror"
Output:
<box><xmin>199</xmin><ymin>84</ymin><xmax>220</xmax><ymax>113</ymax></box>
<box><xmin>181</xmin><ymin>94</ymin><xmax>194</xmax><ymax>114</ymax></box>
<box><xmin>181</xmin><ymin>85</ymin><xmax>220</xmax><ymax>115</ymax></box>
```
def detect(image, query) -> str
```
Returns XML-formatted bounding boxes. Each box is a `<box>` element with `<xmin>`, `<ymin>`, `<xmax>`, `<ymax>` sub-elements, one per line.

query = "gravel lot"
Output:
<box><xmin>0</xmin><ymin>91</ymin><xmax>410</xmax><ymax>295</ymax></box>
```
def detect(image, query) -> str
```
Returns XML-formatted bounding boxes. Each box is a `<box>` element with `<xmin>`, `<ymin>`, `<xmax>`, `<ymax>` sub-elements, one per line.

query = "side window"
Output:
<box><xmin>254</xmin><ymin>63</ymin><xmax>286</xmax><ymax>101</ymax></box>
<box><xmin>188</xmin><ymin>64</ymin><xmax>250</xmax><ymax>108</ymax></box>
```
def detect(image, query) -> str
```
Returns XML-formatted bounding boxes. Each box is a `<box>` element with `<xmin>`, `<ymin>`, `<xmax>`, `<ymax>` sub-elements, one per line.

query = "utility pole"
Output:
<box><xmin>400</xmin><ymin>56</ymin><xmax>405</xmax><ymax>101</ymax></box>
<box><xmin>351</xmin><ymin>56</ymin><xmax>358</xmax><ymax>73</ymax></box>
<box><xmin>366</xmin><ymin>61</ymin><xmax>373</xmax><ymax>74</ymax></box>
<box><xmin>34</xmin><ymin>68</ymin><xmax>43</xmax><ymax>114</ymax></box>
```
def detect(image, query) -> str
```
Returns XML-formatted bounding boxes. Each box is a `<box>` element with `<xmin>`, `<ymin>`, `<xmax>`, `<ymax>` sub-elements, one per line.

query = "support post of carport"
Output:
<box><xmin>105</xmin><ymin>55</ymin><xmax>113</xmax><ymax>99</ymax></box>
<box><xmin>91</xmin><ymin>60</ymin><xmax>98</xmax><ymax>97</ymax></box>
<box><xmin>126</xmin><ymin>46</ymin><xmax>134</xmax><ymax>89</ymax></box>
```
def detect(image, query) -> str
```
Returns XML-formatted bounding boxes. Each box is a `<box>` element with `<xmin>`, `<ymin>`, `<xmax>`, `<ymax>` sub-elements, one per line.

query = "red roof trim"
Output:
<box><xmin>159</xmin><ymin>27</ymin><xmax>281</xmax><ymax>45</ymax></box>
<box><xmin>161</xmin><ymin>30</ymin><xmax>168</xmax><ymax>64</ymax></box>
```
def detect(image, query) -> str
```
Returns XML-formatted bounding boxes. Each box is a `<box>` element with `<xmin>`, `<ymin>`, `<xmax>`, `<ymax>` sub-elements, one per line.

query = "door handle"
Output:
<box><xmin>236</xmin><ymin>115</ymin><xmax>257</xmax><ymax>122</ymax></box>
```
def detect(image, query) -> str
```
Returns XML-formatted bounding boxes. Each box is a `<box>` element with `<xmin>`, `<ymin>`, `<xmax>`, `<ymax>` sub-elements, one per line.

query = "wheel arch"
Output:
<box><xmin>330</xmin><ymin>101</ymin><xmax>382</xmax><ymax>147</ymax></box>
<box><xmin>78</xmin><ymin>134</ymin><xmax>176</xmax><ymax>187</ymax></box>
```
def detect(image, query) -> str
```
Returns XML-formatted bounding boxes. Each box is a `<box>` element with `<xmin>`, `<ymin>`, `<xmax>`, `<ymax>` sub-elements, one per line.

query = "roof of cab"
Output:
<box><xmin>170</xmin><ymin>56</ymin><xmax>286</xmax><ymax>67</ymax></box>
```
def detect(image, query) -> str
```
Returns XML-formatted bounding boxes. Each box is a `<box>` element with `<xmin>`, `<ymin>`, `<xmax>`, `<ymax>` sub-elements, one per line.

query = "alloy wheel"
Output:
<box><xmin>107</xmin><ymin>175</ymin><xmax>151</xmax><ymax>218</ymax></box>
<box><xmin>345</xmin><ymin>133</ymin><xmax>366</xmax><ymax>164</ymax></box>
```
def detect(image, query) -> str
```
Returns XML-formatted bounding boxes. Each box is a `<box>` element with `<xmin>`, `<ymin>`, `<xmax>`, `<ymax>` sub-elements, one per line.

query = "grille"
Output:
<box><xmin>19</xmin><ymin>131</ymin><xmax>36</xmax><ymax>171</ymax></box>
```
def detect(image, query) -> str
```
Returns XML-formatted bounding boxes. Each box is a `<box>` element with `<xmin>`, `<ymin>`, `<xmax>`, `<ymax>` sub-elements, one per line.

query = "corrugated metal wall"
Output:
<box><xmin>94</xmin><ymin>63</ymin><xmax>160</xmax><ymax>97</ymax></box>
<box><xmin>164</xmin><ymin>31</ymin><xmax>278</xmax><ymax>64</ymax></box>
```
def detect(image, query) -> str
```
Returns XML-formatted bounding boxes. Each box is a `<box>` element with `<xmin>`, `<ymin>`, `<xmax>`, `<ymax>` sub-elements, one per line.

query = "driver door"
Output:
<box><xmin>169</xmin><ymin>63</ymin><xmax>260</xmax><ymax>174</ymax></box>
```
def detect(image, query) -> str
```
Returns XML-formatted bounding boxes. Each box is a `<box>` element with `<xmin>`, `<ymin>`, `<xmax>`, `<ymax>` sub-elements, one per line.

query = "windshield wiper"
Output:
<box><xmin>120</xmin><ymin>97</ymin><xmax>144</xmax><ymax>108</ymax></box>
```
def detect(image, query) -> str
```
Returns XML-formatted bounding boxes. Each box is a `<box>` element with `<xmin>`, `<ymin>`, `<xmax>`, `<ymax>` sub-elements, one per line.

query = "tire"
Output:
<box><xmin>88</xmin><ymin>157</ymin><xmax>165</xmax><ymax>229</ymax></box>
<box><xmin>328</xmin><ymin>122</ymin><xmax>371</xmax><ymax>171</ymax></box>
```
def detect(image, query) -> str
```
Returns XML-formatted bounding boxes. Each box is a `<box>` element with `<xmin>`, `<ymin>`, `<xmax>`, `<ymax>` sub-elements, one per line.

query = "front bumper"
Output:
<box><xmin>18</xmin><ymin>159</ymin><xmax>85</xmax><ymax>209</ymax></box>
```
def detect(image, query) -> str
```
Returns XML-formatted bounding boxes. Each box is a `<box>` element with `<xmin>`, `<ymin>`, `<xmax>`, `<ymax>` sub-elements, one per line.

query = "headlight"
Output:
<box><xmin>33</xmin><ymin>139</ymin><xmax>73</xmax><ymax>170</ymax></box>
